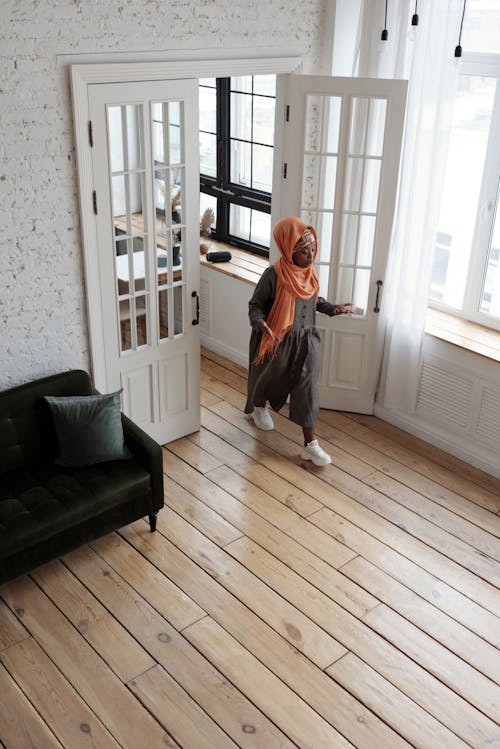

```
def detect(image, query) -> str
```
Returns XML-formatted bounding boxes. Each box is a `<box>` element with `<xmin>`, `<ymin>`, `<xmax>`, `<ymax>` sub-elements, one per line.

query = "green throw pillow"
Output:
<box><xmin>44</xmin><ymin>390</ymin><xmax>131</xmax><ymax>467</ymax></box>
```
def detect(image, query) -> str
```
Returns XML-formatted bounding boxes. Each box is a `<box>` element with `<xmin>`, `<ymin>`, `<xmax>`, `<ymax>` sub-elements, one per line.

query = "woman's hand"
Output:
<box><xmin>331</xmin><ymin>303</ymin><xmax>354</xmax><ymax>316</ymax></box>
<box><xmin>260</xmin><ymin>321</ymin><xmax>282</xmax><ymax>343</ymax></box>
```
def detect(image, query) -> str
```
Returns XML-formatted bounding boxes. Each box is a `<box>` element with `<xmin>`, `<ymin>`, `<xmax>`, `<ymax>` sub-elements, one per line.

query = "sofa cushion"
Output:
<box><xmin>44</xmin><ymin>390</ymin><xmax>130</xmax><ymax>467</ymax></box>
<box><xmin>0</xmin><ymin>459</ymin><xmax>151</xmax><ymax>557</ymax></box>
<box><xmin>0</xmin><ymin>370</ymin><xmax>94</xmax><ymax>477</ymax></box>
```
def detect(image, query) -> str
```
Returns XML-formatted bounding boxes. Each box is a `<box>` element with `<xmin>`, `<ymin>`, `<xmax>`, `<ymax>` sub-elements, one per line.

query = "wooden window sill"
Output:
<box><xmin>425</xmin><ymin>308</ymin><xmax>500</xmax><ymax>363</ymax></box>
<box><xmin>200</xmin><ymin>239</ymin><xmax>268</xmax><ymax>286</ymax></box>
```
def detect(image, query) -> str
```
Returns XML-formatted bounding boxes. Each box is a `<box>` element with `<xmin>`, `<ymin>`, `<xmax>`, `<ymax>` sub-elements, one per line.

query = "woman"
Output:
<box><xmin>244</xmin><ymin>216</ymin><xmax>352</xmax><ymax>466</ymax></box>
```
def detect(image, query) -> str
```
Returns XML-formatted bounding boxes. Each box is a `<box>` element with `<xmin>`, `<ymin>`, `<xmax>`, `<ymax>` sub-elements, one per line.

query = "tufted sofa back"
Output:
<box><xmin>0</xmin><ymin>370</ymin><xmax>93</xmax><ymax>477</ymax></box>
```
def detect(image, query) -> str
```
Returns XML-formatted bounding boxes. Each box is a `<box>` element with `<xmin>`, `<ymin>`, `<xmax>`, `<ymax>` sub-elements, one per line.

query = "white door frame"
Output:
<box><xmin>71</xmin><ymin>56</ymin><xmax>301</xmax><ymax>391</ymax></box>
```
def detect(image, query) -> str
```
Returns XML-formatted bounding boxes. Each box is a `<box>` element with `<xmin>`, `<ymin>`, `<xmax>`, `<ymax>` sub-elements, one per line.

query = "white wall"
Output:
<box><xmin>376</xmin><ymin>334</ymin><xmax>500</xmax><ymax>479</ymax></box>
<box><xmin>0</xmin><ymin>0</ymin><xmax>328</xmax><ymax>390</ymax></box>
<box><xmin>200</xmin><ymin>267</ymin><xmax>254</xmax><ymax>368</ymax></box>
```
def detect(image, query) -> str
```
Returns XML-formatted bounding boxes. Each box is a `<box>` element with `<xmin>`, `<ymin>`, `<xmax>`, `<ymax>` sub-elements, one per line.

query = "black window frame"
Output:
<box><xmin>200</xmin><ymin>77</ymin><xmax>274</xmax><ymax>257</ymax></box>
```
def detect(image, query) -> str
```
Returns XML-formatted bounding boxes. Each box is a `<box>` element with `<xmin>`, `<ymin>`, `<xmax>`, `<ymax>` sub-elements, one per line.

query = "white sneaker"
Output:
<box><xmin>252</xmin><ymin>406</ymin><xmax>274</xmax><ymax>431</ymax></box>
<box><xmin>300</xmin><ymin>440</ymin><xmax>331</xmax><ymax>466</ymax></box>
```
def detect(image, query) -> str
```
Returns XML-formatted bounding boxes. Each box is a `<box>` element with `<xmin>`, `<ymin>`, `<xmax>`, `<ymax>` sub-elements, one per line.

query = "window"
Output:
<box><xmin>199</xmin><ymin>75</ymin><xmax>276</xmax><ymax>256</ymax></box>
<box><xmin>429</xmin><ymin>2</ymin><xmax>500</xmax><ymax>329</ymax></box>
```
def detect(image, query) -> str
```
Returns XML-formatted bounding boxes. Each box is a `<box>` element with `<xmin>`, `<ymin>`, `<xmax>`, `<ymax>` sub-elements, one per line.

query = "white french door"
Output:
<box><xmin>88</xmin><ymin>79</ymin><xmax>200</xmax><ymax>443</ymax></box>
<box><xmin>277</xmin><ymin>74</ymin><xmax>407</xmax><ymax>413</ymax></box>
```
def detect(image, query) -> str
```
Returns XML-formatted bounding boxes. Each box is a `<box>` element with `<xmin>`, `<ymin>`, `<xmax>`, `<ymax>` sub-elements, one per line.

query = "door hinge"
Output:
<box><xmin>92</xmin><ymin>190</ymin><xmax>97</xmax><ymax>215</ymax></box>
<box><xmin>285</xmin><ymin>105</ymin><xmax>290</xmax><ymax>122</ymax></box>
<box><xmin>88</xmin><ymin>120</ymin><xmax>93</xmax><ymax>147</ymax></box>
<box><xmin>283</xmin><ymin>163</ymin><xmax>288</xmax><ymax>179</ymax></box>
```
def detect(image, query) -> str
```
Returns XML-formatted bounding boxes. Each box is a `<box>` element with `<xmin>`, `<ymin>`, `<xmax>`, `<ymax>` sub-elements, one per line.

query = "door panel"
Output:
<box><xmin>89</xmin><ymin>79</ymin><xmax>200</xmax><ymax>443</ymax></box>
<box><xmin>278</xmin><ymin>74</ymin><xmax>407</xmax><ymax>413</ymax></box>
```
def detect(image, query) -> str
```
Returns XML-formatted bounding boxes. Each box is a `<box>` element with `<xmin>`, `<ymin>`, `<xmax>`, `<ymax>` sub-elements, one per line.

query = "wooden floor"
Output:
<box><xmin>1</xmin><ymin>350</ymin><xmax>500</xmax><ymax>749</ymax></box>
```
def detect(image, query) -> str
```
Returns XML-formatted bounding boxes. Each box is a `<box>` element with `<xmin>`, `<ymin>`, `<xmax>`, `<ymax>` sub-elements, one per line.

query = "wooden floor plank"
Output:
<box><xmin>322</xmin><ymin>461</ymin><xmax>500</xmax><ymax>591</ymax></box>
<box><xmin>191</xmin><ymin>417</ymin><xmax>257</xmax><ymax>471</ymax></box>
<box><xmin>203</xmin><ymin>461</ymin><xmax>357</xmax><ymax>570</ymax></box>
<box><xmin>159</xmin><ymin>505</ymin><xmax>347</xmax><ymax>669</ymax></box>
<box><xmin>0</xmin><ymin>599</ymin><xmax>29</xmax><ymax>652</ymax></box>
<box><xmin>32</xmin><ymin>560</ymin><xmax>156</xmax><ymax>684</ymax></box>
<box><xmin>184</xmin><ymin>617</ymin><xmax>354</xmax><ymax>749</ymax></box>
<box><xmin>0</xmin><ymin>660</ymin><xmax>64</xmax><ymax>749</ymax></box>
<box><xmin>222</xmin><ymin>535</ymin><xmax>499</xmax><ymax>748</ymax></box>
<box><xmin>128</xmin><ymin>662</ymin><xmax>297</xmax><ymax>749</ymax></box>
<box><xmin>340</xmin><ymin>555</ymin><xmax>500</xmax><ymax>685</ymax></box>
<box><xmin>308</xmin><ymin>507</ymin><xmax>500</xmax><ymax>650</ymax></box>
<box><xmin>189</xmin><ymin>424</ymin><xmax>323</xmax><ymax>517</ymax></box>
<box><xmin>1</xmin><ymin>577</ymin><xmax>170</xmax><ymax>749</ymax></box>
<box><xmin>319</xmin><ymin>410</ymin><xmax>500</xmax><ymax>514</ymax></box>
<box><xmin>200</xmin><ymin>387</ymin><xmax>223</xmax><ymax>406</ymax></box>
<box><xmin>128</xmin><ymin>664</ymin><xmax>238</xmax><ymax>749</ymax></box>
<box><xmin>363</xmin><ymin>603</ymin><xmax>500</xmax><ymax>722</ymax></box>
<box><xmin>167</xmin><ymin>444</ymin><xmax>355</xmax><ymax>574</ymax></box>
<box><xmin>365</xmin><ymin>471</ymin><xmax>500</xmax><ymax>556</ymax></box>
<box><xmin>164</xmin><ymin>454</ymin><xmax>378</xmax><ymax>619</ymax></box>
<box><xmin>343</xmin><ymin>411</ymin><xmax>500</xmax><ymax>496</ymax></box>
<box><xmin>164</xmin><ymin>473</ymin><xmax>244</xmax><ymax>547</ymax></box>
<box><xmin>326</xmin><ymin>653</ymin><xmax>469</xmax><ymax>749</ymax></box>
<box><xmin>208</xmin><ymin>398</ymin><xmax>500</xmax><ymax>616</ymax></box>
<box><xmin>67</xmin><ymin>541</ymin><xmax>297</xmax><ymax>749</ymax></box>
<box><xmin>121</xmin><ymin>521</ymin><xmax>413</xmax><ymax>749</ymax></box>
<box><xmin>0</xmin><ymin>639</ymin><xmax>120</xmax><ymax>749</ymax></box>
<box><xmin>90</xmin><ymin>532</ymin><xmax>205</xmax><ymax>631</ymax></box>
<box><xmin>167</xmin><ymin>435</ymin><xmax>224</xmax><ymax>474</ymax></box>
<box><xmin>314</xmin><ymin>413</ymin><xmax>500</xmax><ymax>534</ymax></box>
<box><xmin>202</xmin><ymin>347</ymin><xmax>249</xmax><ymax>379</ymax></box>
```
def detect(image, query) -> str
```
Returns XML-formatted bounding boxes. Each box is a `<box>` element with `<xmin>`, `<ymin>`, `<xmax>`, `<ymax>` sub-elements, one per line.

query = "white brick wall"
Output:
<box><xmin>0</xmin><ymin>0</ymin><xmax>326</xmax><ymax>389</ymax></box>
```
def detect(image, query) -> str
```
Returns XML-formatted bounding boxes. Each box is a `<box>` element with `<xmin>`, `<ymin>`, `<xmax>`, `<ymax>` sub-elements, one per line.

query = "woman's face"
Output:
<box><xmin>292</xmin><ymin>229</ymin><xmax>315</xmax><ymax>267</ymax></box>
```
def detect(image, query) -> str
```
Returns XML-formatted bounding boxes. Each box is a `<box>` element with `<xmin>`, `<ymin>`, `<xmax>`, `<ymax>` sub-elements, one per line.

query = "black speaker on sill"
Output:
<box><xmin>206</xmin><ymin>251</ymin><xmax>232</xmax><ymax>263</ymax></box>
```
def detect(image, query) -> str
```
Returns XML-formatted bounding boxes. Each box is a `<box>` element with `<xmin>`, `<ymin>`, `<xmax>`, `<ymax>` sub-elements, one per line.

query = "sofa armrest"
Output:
<box><xmin>121</xmin><ymin>414</ymin><xmax>164</xmax><ymax>512</ymax></box>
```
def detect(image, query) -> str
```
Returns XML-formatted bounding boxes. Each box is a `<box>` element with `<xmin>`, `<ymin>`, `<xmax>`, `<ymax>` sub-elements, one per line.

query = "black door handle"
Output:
<box><xmin>192</xmin><ymin>290</ymin><xmax>199</xmax><ymax>326</ymax></box>
<box><xmin>374</xmin><ymin>280</ymin><xmax>383</xmax><ymax>313</ymax></box>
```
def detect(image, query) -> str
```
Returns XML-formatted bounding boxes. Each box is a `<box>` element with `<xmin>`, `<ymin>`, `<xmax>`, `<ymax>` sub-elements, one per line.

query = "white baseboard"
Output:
<box><xmin>374</xmin><ymin>403</ymin><xmax>500</xmax><ymax>480</ymax></box>
<box><xmin>200</xmin><ymin>334</ymin><xmax>248</xmax><ymax>369</ymax></box>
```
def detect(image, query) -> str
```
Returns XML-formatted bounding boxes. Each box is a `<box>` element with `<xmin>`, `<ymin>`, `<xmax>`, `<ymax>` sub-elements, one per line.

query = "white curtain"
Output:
<box><xmin>349</xmin><ymin>0</ymin><xmax>462</xmax><ymax>412</ymax></box>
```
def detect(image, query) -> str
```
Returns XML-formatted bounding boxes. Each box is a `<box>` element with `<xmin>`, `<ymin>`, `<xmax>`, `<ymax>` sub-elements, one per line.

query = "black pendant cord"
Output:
<box><xmin>381</xmin><ymin>0</ymin><xmax>388</xmax><ymax>40</ymax></box>
<box><xmin>455</xmin><ymin>0</ymin><xmax>467</xmax><ymax>57</ymax></box>
<box><xmin>412</xmin><ymin>0</ymin><xmax>419</xmax><ymax>27</ymax></box>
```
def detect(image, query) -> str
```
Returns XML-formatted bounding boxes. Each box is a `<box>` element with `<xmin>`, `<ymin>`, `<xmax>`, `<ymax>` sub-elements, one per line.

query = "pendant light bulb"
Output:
<box><xmin>380</xmin><ymin>0</ymin><xmax>389</xmax><ymax>43</ymax></box>
<box><xmin>454</xmin><ymin>0</ymin><xmax>467</xmax><ymax>58</ymax></box>
<box><xmin>408</xmin><ymin>1</ymin><xmax>419</xmax><ymax>40</ymax></box>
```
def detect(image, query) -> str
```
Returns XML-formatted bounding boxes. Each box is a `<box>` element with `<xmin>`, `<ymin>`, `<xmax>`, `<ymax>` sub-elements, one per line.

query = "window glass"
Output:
<box><xmin>430</xmin><ymin>75</ymin><xmax>495</xmax><ymax>309</ymax></box>
<box><xmin>199</xmin><ymin>79</ymin><xmax>217</xmax><ymax>179</ymax></box>
<box><xmin>229</xmin><ymin>78</ymin><xmax>275</xmax><ymax>191</ymax></box>
<box><xmin>199</xmin><ymin>75</ymin><xmax>276</xmax><ymax>253</ymax></box>
<box><xmin>480</xmin><ymin>181</ymin><xmax>500</xmax><ymax>316</ymax></box>
<box><xmin>229</xmin><ymin>205</ymin><xmax>271</xmax><ymax>247</ymax></box>
<box><xmin>462</xmin><ymin>0</ymin><xmax>500</xmax><ymax>53</ymax></box>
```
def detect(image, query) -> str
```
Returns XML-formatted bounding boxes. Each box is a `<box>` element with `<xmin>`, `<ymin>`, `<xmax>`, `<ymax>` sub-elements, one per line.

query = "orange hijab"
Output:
<box><xmin>254</xmin><ymin>216</ymin><xmax>319</xmax><ymax>364</ymax></box>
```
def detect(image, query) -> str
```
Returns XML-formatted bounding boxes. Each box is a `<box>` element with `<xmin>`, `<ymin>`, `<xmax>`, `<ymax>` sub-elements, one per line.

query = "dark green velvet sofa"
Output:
<box><xmin>0</xmin><ymin>370</ymin><xmax>164</xmax><ymax>585</ymax></box>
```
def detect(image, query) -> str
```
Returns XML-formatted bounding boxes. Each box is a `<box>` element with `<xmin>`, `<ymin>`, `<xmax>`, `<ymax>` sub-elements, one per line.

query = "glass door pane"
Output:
<box><xmin>336</xmin><ymin>96</ymin><xmax>387</xmax><ymax>314</ymax></box>
<box><xmin>300</xmin><ymin>93</ymin><xmax>387</xmax><ymax>312</ymax></box>
<box><xmin>301</xmin><ymin>95</ymin><xmax>341</xmax><ymax>279</ymax></box>
<box><xmin>152</xmin><ymin>100</ymin><xmax>186</xmax><ymax>342</ymax></box>
<box><xmin>108</xmin><ymin>103</ymin><xmax>149</xmax><ymax>352</ymax></box>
